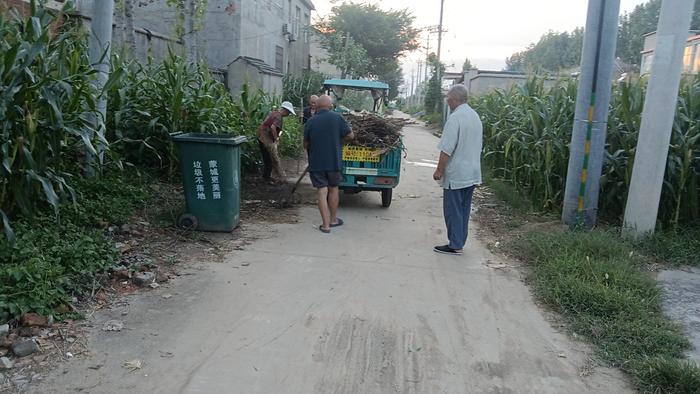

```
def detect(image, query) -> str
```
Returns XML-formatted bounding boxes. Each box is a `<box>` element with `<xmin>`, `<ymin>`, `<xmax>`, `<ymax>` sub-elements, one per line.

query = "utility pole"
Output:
<box><xmin>436</xmin><ymin>0</ymin><xmax>445</xmax><ymax>85</ymax></box>
<box><xmin>561</xmin><ymin>0</ymin><xmax>621</xmax><ymax>228</ymax></box>
<box><xmin>425</xmin><ymin>32</ymin><xmax>431</xmax><ymax>81</ymax></box>
<box><xmin>184</xmin><ymin>0</ymin><xmax>198</xmax><ymax>62</ymax></box>
<box><xmin>623</xmin><ymin>0</ymin><xmax>694</xmax><ymax>237</ymax></box>
<box><xmin>124</xmin><ymin>0</ymin><xmax>136</xmax><ymax>55</ymax></box>
<box><xmin>86</xmin><ymin>0</ymin><xmax>115</xmax><ymax>173</ymax></box>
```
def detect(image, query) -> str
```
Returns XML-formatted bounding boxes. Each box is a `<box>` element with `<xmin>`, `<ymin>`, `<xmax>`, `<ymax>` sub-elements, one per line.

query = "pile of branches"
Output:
<box><xmin>344</xmin><ymin>113</ymin><xmax>408</xmax><ymax>150</ymax></box>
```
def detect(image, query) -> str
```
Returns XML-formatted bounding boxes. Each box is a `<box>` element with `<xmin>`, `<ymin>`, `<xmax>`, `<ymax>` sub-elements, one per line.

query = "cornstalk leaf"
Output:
<box><xmin>0</xmin><ymin>210</ymin><xmax>15</xmax><ymax>245</ymax></box>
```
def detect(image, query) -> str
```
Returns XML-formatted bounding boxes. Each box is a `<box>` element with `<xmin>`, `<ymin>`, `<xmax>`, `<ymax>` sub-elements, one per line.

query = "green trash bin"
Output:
<box><xmin>171</xmin><ymin>133</ymin><xmax>247</xmax><ymax>232</ymax></box>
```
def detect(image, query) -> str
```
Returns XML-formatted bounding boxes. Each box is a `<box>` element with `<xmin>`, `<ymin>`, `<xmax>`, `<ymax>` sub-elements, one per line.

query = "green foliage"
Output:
<box><xmin>322</xmin><ymin>32</ymin><xmax>369</xmax><ymax>79</ymax></box>
<box><xmin>339</xmin><ymin>90</ymin><xmax>374</xmax><ymax>112</ymax></box>
<box><xmin>424</xmin><ymin>55</ymin><xmax>445</xmax><ymax>115</ymax></box>
<box><xmin>0</xmin><ymin>218</ymin><xmax>117</xmax><ymax>321</ymax></box>
<box><xmin>519</xmin><ymin>229</ymin><xmax>698</xmax><ymax>393</ymax></box>
<box><xmin>0</xmin><ymin>171</ymin><xmax>152</xmax><ymax>321</ymax></box>
<box><xmin>508</xmin><ymin>1</ymin><xmax>700</xmax><ymax>70</ymax></box>
<box><xmin>635</xmin><ymin>227</ymin><xmax>700</xmax><ymax>267</ymax></box>
<box><xmin>505</xmin><ymin>28</ymin><xmax>583</xmax><ymax>72</ymax></box>
<box><xmin>60</xmin><ymin>172</ymin><xmax>151</xmax><ymax>227</ymax></box>
<box><xmin>317</xmin><ymin>2</ymin><xmax>417</xmax><ymax>99</ymax></box>
<box><xmin>472</xmin><ymin>75</ymin><xmax>700</xmax><ymax>228</ymax></box>
<box><xmin>0</xmin><ymin>3</ymin><xmax>103</xmax><ymax>240</ymax></box>
<box><xmin>421</xmin><ymin>113</ymin><xmax>443</xmax><ymax>126</ymax></box>
<box><xmin>282</xmin><ymin>70</ymin><xmax>327</xmax><ymax>108</ymax></box>
<box><xmin>462</xmin><ymin>57</ymin><xmax>475</xmax><ymax>71</ymax></box>
<box><xmin>632</xmin><ymin>358</ymin><xmax>700</xmax><ymax>394</ymax></box>
<box><xmin>617</xmin><ymin>0</ymin><xmax>700</xmax><ymax>66</ymax></box>
<box><xmin>278</xmin><ymin>116</ymin><xmax>303</xmax><ymax>159</ymax></box>
<box><xmin>106</xmin><ymin>51</ymin><xmax>238</xmax><ymax>176</ymax></box>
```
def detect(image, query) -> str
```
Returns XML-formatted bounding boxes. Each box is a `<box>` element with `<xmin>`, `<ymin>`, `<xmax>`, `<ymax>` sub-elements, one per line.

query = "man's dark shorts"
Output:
<box><xmin>310</xmin><ymin>171</ymin><xmax>343</xmax><ymax>188</ymax></box>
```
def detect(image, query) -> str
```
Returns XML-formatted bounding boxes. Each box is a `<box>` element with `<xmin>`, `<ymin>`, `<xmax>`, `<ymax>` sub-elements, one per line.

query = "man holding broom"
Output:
<box><xmin>257</xmin><ymin>101</ymin><xmax>296</xmax><ymax>183</ymax></box>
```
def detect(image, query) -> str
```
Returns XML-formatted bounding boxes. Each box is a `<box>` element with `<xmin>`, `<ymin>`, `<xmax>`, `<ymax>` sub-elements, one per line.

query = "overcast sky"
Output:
<box><xmin>312</xmin><ymin>0</ymin><xmax>650</xmax><ymax>85</ymax></box>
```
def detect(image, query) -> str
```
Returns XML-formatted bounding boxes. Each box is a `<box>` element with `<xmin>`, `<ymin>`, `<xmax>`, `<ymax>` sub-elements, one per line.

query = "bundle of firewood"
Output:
<box><xmin>344</xmin><ymin>113</ymin><xmax>408</xmax><ymax>150</ymax></box>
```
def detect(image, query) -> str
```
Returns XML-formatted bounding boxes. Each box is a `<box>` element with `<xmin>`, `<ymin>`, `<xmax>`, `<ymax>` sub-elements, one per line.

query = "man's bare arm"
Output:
<box><xmin>433</xmin><ymin>151</ymin><xmax>450</xmax><ymax>180</ymax></box>
<box><xmin>343</xmin><ymin>131</ymin><xmax>355</xmax><ymax>143</ymax></box>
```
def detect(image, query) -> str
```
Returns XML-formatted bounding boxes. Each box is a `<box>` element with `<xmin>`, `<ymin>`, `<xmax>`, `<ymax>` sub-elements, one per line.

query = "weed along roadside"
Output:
<box><xmin>475</xmin><ymin>167</ymin><xmax>700</xmax><ymax>392</ymax></box>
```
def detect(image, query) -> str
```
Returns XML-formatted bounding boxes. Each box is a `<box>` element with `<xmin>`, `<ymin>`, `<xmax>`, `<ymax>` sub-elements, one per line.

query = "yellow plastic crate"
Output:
<box><xmin>342</xmin><ymin>145</ymin><xmax>382</xmax><ymax>163</ymax></box>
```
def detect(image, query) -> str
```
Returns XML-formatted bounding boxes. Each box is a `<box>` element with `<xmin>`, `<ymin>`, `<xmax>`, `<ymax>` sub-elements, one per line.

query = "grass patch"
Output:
<box><xmin>516</xmin><ymin>229</ymin><xmax>699</xmax><ymax>393</ymax></box>
<box><xmin>421</xmin><ymin>112</ymin><xmax>443</xmax><ymax>126</ymax></box>
<box><xmin>482</xmin><ymin>170</ymin><xmax>532</xmax><ymax>213</ymax></box>
<box><xmin>632</xmin><ymin>358</ymin><xmax>700</xmax><ymax>394</ymax></box>
<box><xmin>635</xmin><ymin>227</ymin><xmax>700</xmax><ymax>267</ymax></box>
<box><xmin>0</xmin><ymin>172</ymin><xmax>154</xmax><ymax>321</ymax></box>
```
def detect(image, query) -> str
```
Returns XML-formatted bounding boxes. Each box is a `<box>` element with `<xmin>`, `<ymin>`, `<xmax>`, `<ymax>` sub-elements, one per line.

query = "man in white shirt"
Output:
<box><xmin>432</xmin><ymin>84</ymin><xmax>483</xmax><ymax>255</ymax></box>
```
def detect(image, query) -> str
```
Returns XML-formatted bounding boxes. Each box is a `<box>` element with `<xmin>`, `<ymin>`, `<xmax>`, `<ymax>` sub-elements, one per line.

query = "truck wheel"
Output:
<box><xmin>381</xmin><ymin>189</ymin><xmax>392</xmax><ymax>208</ymax></box>
<box><xmin>177</xmin><ymin>214</ymin><xmax>198</xmax><ymax>230</ymax></box>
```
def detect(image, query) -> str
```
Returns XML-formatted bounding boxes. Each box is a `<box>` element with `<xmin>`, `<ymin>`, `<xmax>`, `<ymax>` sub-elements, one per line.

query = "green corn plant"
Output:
<box><xmin>106</xmin><ymin>50</ymin><xmax>242</xmax><ymax>176</ymax></box>
<box><xmin>473</xmin><ymin>74</ymin><xmax>700</xmax><ymax>228</ymax></box>
<box><xmin>0</xmin><ymin>2</ymin><xmax>102</xmax><ymax>241</ymax></box>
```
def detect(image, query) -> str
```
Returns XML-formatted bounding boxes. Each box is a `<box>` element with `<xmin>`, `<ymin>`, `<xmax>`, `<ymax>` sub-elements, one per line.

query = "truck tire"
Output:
<box><xmin>381</xmin><ymin>189</ymin><xmax>392</xmax><ymax>208</ymax></box>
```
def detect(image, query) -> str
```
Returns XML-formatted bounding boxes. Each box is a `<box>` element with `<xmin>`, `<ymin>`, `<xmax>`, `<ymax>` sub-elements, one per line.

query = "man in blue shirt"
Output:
<box><xmin>304</xmin><ymin>95</ymin><xmax>355</xmax><ymax>233</ymax></box>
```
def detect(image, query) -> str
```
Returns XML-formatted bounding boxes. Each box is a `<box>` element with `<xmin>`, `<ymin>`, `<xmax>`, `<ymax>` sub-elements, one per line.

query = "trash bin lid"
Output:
<box><xmin>171</xmin><ymin>133</ymin><xmax>248</xmax><ymax>146</ymax></box>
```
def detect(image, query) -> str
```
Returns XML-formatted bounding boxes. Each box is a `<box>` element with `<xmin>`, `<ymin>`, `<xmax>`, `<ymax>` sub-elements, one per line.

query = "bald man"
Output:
<box><xmin>302</xmin><ymin>95</ymin><xmax>319</xmax><ymax>124</ymax></box>
<box><xmin>304</xmin><ymin>95</ymin><xmax>355</xmax><ymax>233</ymax></box>
<box><xmin>433</xmin><ymin>84</ymin><xmax>483</xmax><ymax>255</ymax></box>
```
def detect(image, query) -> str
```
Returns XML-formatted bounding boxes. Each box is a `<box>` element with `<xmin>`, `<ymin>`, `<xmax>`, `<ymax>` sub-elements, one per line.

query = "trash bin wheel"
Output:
<box><xmin>178</xmin><ymin>213</ymin><xmax>198</xmax><ymax>230</ymax></box>
<box><xmin>381</xmin><ymin>189</ymin><xmax>392</xmax><ymax>208</ymax></box>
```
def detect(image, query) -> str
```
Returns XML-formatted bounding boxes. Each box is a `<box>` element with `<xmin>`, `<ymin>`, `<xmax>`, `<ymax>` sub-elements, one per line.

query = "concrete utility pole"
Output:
<box><xmin>184</xmin><ymin>0</ymin><xmax>198</xmax><ymax>62</ymax></box>
<box><xmin>623</xmin><ymin>0</ymin><xmax>694</xmax><ymax>237</ymax></box>
<box><xmin>436</xmin><ymin>0</ymin><xmax>445</xmax><ymax>82</ymax></box>
<box><xmin>87</xmin><ymin>0</ymin><xmax>114</xmax><ymax>172</ymax></box>
<box><xmin>124</xmin><ymin>0</ymin><xmax>137</xmax><ymax>55</ymax></box>
<box><xmin>561</xmin><ymin>0</ymin><xmax>620</xmax><ymax>228</ymax></box>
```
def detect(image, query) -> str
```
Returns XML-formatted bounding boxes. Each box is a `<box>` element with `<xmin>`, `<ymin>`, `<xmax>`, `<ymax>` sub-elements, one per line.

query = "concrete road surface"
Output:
<box><xmin>33</xmin><ymin>116</ymin><xmax>632</xmax><ymax>394</ymax></box>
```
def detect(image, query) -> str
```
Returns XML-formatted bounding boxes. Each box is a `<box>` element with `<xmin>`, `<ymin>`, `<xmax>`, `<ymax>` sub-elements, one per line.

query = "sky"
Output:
<box><xmin>311</xmin><ymin>0</ymin><xmax>650</xmax><ymax>89</ymax></box>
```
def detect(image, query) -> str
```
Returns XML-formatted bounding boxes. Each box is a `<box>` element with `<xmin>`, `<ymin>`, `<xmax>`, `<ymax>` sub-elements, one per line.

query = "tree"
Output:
<box><xmin>617</xmin><ymin>0</ymin><xmax>700</xmax><ymax>66</ymax></box>
<box><xmin>424</xmin><ymin>54</ymin><xmax>445</xmax><ymax>114</ymax></box>
<box><xmin>317</xmin><ymin>3</ymin><xmax>419</xmax><ymax>99</ymax></box>
<box><xmin>505</xmin><ymin>0</ymin><xmax>700</xmax><ymax>72</ymax></box>
<box><xmin>324</xmin><ymin>32</ymin><xmax>369</xmax><ymax>78</ymax></box>
<box><xmin>462</xmin><ymin>57</ymin><xmax>474</xmax><ymax>71</ymax></box>
<box><xmin>505</xmin><ymin>29</ymin><xmax>583</xmax><ymax>72</ymax></box>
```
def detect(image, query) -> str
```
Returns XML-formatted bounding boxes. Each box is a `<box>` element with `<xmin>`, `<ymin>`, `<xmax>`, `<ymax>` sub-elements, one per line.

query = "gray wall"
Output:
<box><xmin>227</xmin><ymin>61</ymin><xmax>283</xmax><ymax>99</ymax></box>
<box><xmin>464</xmin><ymin>70</ymin><xmax>558</xmax><ymax>96</ymax></box>
<box><xmin>74</xmin><ymin>1</ymin><xmax>182</xmax><ymax>62</ymax></box>
<box><xmin>238</xmin><ymin>0</ymin><xmax>312</xmax><ymax>74</ymax></box>
<box><xmin>76</xmin><ymin>0</ymin><xmax>313</xmax><ymax>72</ymax></box>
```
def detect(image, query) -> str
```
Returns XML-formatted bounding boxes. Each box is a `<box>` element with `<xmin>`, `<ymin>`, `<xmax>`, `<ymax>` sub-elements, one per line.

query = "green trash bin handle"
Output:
<box><xmin>170</xmin><ymin>133</ymin><xmax>248</xmax><ymax>146</ymax></box>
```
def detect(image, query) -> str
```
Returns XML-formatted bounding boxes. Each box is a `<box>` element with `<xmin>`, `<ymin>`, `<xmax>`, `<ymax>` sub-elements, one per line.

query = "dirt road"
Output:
<box><xmin>33</xmin><ymin>116</ymin><xmax>632</xmax><ymax>394</ymax></box>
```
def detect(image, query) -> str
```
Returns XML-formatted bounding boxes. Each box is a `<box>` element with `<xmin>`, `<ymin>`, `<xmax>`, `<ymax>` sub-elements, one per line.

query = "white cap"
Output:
<box><xmin>281</xmin><ymin>101</ymin><xmax>296</xmax><ymax>116</ymax></box>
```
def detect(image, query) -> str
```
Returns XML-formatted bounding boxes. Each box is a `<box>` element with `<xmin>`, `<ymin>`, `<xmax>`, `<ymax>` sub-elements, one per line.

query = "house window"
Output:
<box><xmin>641</xmin><ymin>53</ymin><xmax>653</xmax><ymax>75</ymax></box>
<box><xmin>295</xmin><ymin>6</ymin><xmax>301</xmax><ymax>37</ymax></box>
<box><xmin>684</xmin><ymin>45</ymin><xmax>693</xmax><ymax>73</ymax></box>
<box><xmin>304</xmin><ymin>13</ymin><xmax>309</xmax><ymax>42</ymax></box>
<box><xmin>694</xmin><ymin>44</ymin><xmax>700</xmax><ymax>73</ymax></box>
<box><xmin>275</xmin><ymin>46</ymin><xmax>284</xmax><ymax>71</ymax></box>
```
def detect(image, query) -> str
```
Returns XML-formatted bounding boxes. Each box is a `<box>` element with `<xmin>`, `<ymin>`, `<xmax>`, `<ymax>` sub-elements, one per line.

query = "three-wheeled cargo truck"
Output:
<box><xmin>323</xmin><ymin>79</ymin><xmax>402</xmax><ymax>207</ymax></box>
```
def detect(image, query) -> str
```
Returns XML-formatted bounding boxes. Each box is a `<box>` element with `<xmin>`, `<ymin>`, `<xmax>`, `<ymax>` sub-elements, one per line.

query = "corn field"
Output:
<box><xmin>0</xmin><ymin>3</ymin><xmax>304</xmax><ymax>240</ymax></box>
<box><xmin>0</xmin><ymin>5</ymin><xmax>100</xmax><ymax>240</ymax></box>
<box><xmin>471</xmin><ymin>75</ymin><xmax>700</xmax><ymax>228</ymax></box>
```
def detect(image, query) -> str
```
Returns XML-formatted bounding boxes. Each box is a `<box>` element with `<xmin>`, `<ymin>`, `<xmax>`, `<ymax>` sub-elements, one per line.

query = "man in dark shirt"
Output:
<box><xmin>302</xmin><ymin>95</ymin><xmax>318</xmax><ymax>124</ymax></box>
<box><xmin>304</xmin><ymin>95</ymin><xmax>355</xmax><ymax>233</ymax></box>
